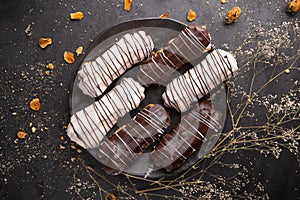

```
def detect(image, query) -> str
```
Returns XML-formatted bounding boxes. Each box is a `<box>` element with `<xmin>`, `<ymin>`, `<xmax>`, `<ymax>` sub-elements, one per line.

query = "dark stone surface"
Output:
<box><xmin>0</xmin><ymin>0</ymin><xmax>299</xmax><ymax>199</ymax></box>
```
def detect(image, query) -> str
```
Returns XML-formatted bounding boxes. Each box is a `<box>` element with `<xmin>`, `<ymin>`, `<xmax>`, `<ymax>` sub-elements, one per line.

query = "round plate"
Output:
<box><xmin>69</xmin><ymin>18</ymin><xmax>227</xmax><ymax>178</ymax></box>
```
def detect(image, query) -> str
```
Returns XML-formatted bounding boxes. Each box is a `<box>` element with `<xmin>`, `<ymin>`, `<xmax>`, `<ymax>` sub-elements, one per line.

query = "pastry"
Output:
<box><xmin>67</xmin><ymin>78</ymin><xmax>145</xmax><ymax>149</ymax></box>
<box><xmin>137</xmin><ymin>25</ymin><xmax>211</xmax><ymax>86</ymax></box>
<box><xmin>151</xmin><ymin>101</ymin><xmax>222</xmax><ymax>172</ymax></box>
<box><xmin>95</xmin><ymin>104</ymin><xmax>170</xmax><ymax>174</ymax></box>
<box><xmin>78</xmin><ymin>31</ymin><xmax>154</xmax><ymax>97</ymax></box>
<box><xmin>162</xmin><ymin>49</ymin><xmax>238</xmax><ymax>113</ymax></box>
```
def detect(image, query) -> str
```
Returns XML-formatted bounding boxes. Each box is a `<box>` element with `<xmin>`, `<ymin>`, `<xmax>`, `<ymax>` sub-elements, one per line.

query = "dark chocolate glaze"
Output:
<box><xmin>137</xmin><ymin>25</ymin><xmax>211</xmax><ymax>86</ymax></box>
<box><xmin>151</xmin><ymin>101</ymin><xmax>222</xmax><ymax>173</ymax></box>
<box><xmin>94</xmin><ymin>104</ymin><xmax>171</xmax><ymax>175</ymax></box>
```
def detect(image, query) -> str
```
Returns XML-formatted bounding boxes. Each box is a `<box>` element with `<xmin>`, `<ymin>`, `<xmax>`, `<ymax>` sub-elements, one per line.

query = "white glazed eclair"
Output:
<box><xmin>67</xmin><ymin>78</ymin><xmax>145</xmax><ymax>149</ymax></box>
<box><xmin>78</xmin><ymin>31</ymin><xmax>154</xmax><ymax>97</ymax></box>
<box><xmin>162</xmin><ymin>49</ymin><xmax>238</xmax><ymax>113</ymax></box>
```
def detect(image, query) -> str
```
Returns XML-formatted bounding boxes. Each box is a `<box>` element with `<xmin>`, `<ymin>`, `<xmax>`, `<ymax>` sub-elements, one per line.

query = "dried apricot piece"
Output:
<box><xmin>30</xmin><ymin>98</ymin><xmax>41</xmax><ymax>111</ymax></box>
<box><xmin>64</xmin><ymin>51</ymin><xmax>75</xmax><ymax>64</ymax></box>
<box><xmin>39</xmin><ymin>38</ymin><xmax>52</xmax><ymax>48</ymax></box>
<box><xmin>70</xmin><ymin>11</ymin><xmax>84</xmax><ymax>20</ymax></box>
<box><xmin>160</xmin><ymin>13</ymin><xmax>169</xmax><ymax>18</ymax></box>
<box><xmin>225</xmin><ymin>7</ymin><xmax>241</xmax><ymax>24</ymax></box>
<box><xmin>46</xmin><ymin>63</ymin><xmax>54</xmax><ymax>70</ymax></box>
<box><xmin>17</xmin><ymin>131</ymin><xmax>27</xmax><ymax>139</ymax></box>
<box><xmin>105</xmin><ymin>193</ymin><xmax>116</xmax><ymax>200</ymax></box>
<box><xmin>76</xmin><ymin>46</ymin><xmax>83</xmax><ymax>56</ymax></box>
<box><xmin>124</xmin><ymin>0</ymin><xmax>133</xmax><ymax>11</ymax></box>
<box><xmin>187</xmin><ymin>9</ymin><xmax>196</xmax><ymax>22</ymax></box>
<box><xmin>288</xmin><ymin>0</ymin><xmax>300</xmax><ymax>13</ymax></box>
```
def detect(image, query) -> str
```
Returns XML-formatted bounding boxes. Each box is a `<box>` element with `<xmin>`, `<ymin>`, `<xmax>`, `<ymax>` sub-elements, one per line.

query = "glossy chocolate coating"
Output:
<box><xmin>95</xmin><ymin>104</ymin><xmax>170</xmax><ymax>174</ymax></box>
<box><xmin>137</xmin><ymin>25</ymin><xmax>211</xmax><ymax>86</ymax></box>
<box><xmin>151</xmin><ymin>101</ymin><xmax>222</xmax><ymax>173</ymax></box>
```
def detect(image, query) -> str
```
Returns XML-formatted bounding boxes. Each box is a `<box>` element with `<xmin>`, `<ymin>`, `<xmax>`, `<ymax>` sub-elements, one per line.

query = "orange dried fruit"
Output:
<box><xmin>225</xmin><ymin>7</ymin><xmax>241</xmax><ymax>24</ymax></box>
<box><xmin>159</xmin><ymin>13</ymin><xmax>169</xmax><ymax>18</ymax></box>
<box><xmin>30</xmin><ymin>98</ymin><xmax>41</xmax><ymax>111</ymax></box>
<box><xmin>39</xmin><ymin>38</ymin><xmax>52</xmax><ymax>48</ymax></box>
<box><xmin>17</xmin><ymin>131</ymin><xmax>27</xmax><ymax>139</ymax></box>
<box><xmin>45</xmin><ymin>70</ymin><xmax>50</xmax><ymax>76</ymax></box>
<box><xmin>76</xmin><ymin>46</ymin><xmax>83</xmax><ymax>56</ymax></box>
<box><xmin>124</xmin><ymin>0</ymin><xmax>133</xmax><ymax>11</ymax></box>
<box><xmin>105</xmin><ymin>193</ymin><xmax>116</xmax><ymax>200</ymax></box>
<box><xmin>64</xmin><ymin>51</ymin><xmax>75</xmax><ymax>64</ymax></box>
<box><xmin>70</xmin><ymin>11</ymin><xmax>84</xmax><ymax>20</ymax></box>
<box><xmin>187</xmin><ymin>9</ymin><xmax>196</xmax><ymax>22</ymax></box>
<box><xmin>46</xmin><ymin>63</ymin><xmax>54</xmax><ymax>70</ymax></box>
<box><xmin>288</xmin><ymin>0</ymin><xmax>300</xmax><ymax>13</ymax></box>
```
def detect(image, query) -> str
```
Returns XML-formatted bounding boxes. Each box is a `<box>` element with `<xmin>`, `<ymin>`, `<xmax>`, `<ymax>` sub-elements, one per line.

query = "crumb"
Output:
<box><xmin>221</xmin><ymin>0</ymin><xmax>227</xmax><ymax>4</ymax></box>
<box><xmin>159</xmin><ymin>13</ymin><xmax>169</xmax><ymax>18</ymax></box>
<box><xmin>39</xmin><ymin>38</ymin><xmax>52</xmax><ymax>48</ymax></box>
<box><xmin>31</xmin><ymin>127</ymin><xmax>37</xmax><ymax>133</ymax></box>
<box><xmin>225</xmin><ymin>7</ymin><xmax>241</xmax><ymax>24</ymax></box>
<box><xmin>64</xmin><ymin>51</ymin><xmax>75</xmax><ymax>64</ymax></box>
<box><xmin>25</xmin><ymin>24</ymin><xmax>32</xmax><ymax>36</ymax></box>
<box><xmin>70</xmin><ymin>11</ymin><xmax>84</xmax><ymax>20</ymax></box>
<box><xmin>187</xmin><ymin>9</ymin><xmax>197</xmax><ymax>22</ymax></box>
<box><xmin>75</xmin><ymin>46</ymin><xmax>83</xmax><ymax>56</ymax></box>
<box><xmin>30</xmin><ymin>98</ymin><xmax>41</xmax><ymax>111</ymax></box>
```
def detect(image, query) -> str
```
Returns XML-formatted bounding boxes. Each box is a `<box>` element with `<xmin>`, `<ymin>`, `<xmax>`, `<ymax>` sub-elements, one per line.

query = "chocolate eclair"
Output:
<box><xmin>78</xmin><ymin>31</ymin><xmax>154</xmax><ymax>97</ymax></box>
<box><xmin>151</xmin><ymin>101</ymin><xmax>222</xmax><ymax>173</ymax></box>
<box><xmin>137</xmin><ymin>25</ymin><xmax>211</xmax><ymax>86</ymax></box>
<box><xmin>95</xmin><ymin>104</ymin><xmax>171</xmax><ymax>175</ymax></box>
<box><xmin>67</xmin><ymin>78</ymin><xmax>145</xmax><ymax>149</ymax></box>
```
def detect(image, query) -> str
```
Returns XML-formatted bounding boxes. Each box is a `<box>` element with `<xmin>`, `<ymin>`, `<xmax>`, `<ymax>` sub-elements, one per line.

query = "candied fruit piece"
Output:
<box><xmin>105</xmin><ymin>193</ymin><xmax>116</xmax><ymax>200</ymax></box>
<box><xmin>70</xmin><ymin>11</ymin><xmax>84</xmax><ymax>20</ymax></box>
<box><xmin>124</xmin><ymin>0</ymin><xmax>133</xmax><ymax>11</ymax></box>
<box><xmin>187</xmin><ymin>9</ymin><xmax>196</xmax><ymax>22</ymax></box>
<box><xmin>225</xmin><ymin>7</ymin><xmax>241</xmax><ymax>24</ymax></box>
<box><xmin>39</xmin><ymin>38</ymin><xmax>52</xmax><ymax>48</ymax></box>
<box><xmin>64</xmin><ymin>51</ymin><xmax>75</xmax><ymax>64</ymax></box>
<box><xmin>30</xmin><ymin>98</ymin><xmax>41</xmax><ymax>111</ymax></box>
<box><xmin>17</xmin><ymin>131</ymin><xmax>27</xmax><ymax>139</ymax></box>
<box><xmin>288</xmin><ymin>0</ymin><xmax>300</xmax><ymax>13</ymax></box>
<box><xmin>159</xmin><ymin>13</ymin><xmax>169</xmax><ymax>18</ymax></box>
<box><xmin>46</xmin><ymin>63</ymin><xmax>54</xmax><ymax>70</ymax></box>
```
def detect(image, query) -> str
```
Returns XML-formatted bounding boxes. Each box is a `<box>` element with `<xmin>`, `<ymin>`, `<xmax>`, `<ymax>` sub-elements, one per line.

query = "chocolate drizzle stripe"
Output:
<box><xmin>99</xmin><ymin>142</ymin><xmax>128</xmax><ymax>168</ymax></box>
<box><xmin>163</xmin><ymin>49</ymin><xmax>237</xmax><ymax>112</ymax></box>
<box><xmin>185</xmin><ymin>28</ymin><xmax>209</xmax><ymax>50</ymax></box>
<box><xmin>181</xmin><ymin>30</ymin><xmax>205</xmax><ymax>52</ymax></box>
<box><xmin>114</xmin><ymin>133</ymin><xmax>137</xmax><ymax>158</ymax></box>
<box><xmin>68</xmin><ymin>78</ymin><xmax>145</xmax><ymax>149</ymax></box>
<box><xmin>177</xmin><ymin>33</ymin><xmax>200</xmax><ymax>58</ymax></box>
<box><xmin>190</xmin><ymin>110</ymin><xmax>220</xmax><ymax>132</ymax></box>
<box><xmin>78</xmin><ymin>31</ymin><xmax>153</xmax><ymax>97</ymax></box>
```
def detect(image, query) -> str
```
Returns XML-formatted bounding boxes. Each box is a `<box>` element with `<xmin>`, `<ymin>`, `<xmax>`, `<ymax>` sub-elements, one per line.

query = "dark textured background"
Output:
<box><xmin>0</xmin><ymin>0</ymin><xmax>299</xmax><ymax>199</ymax></box>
